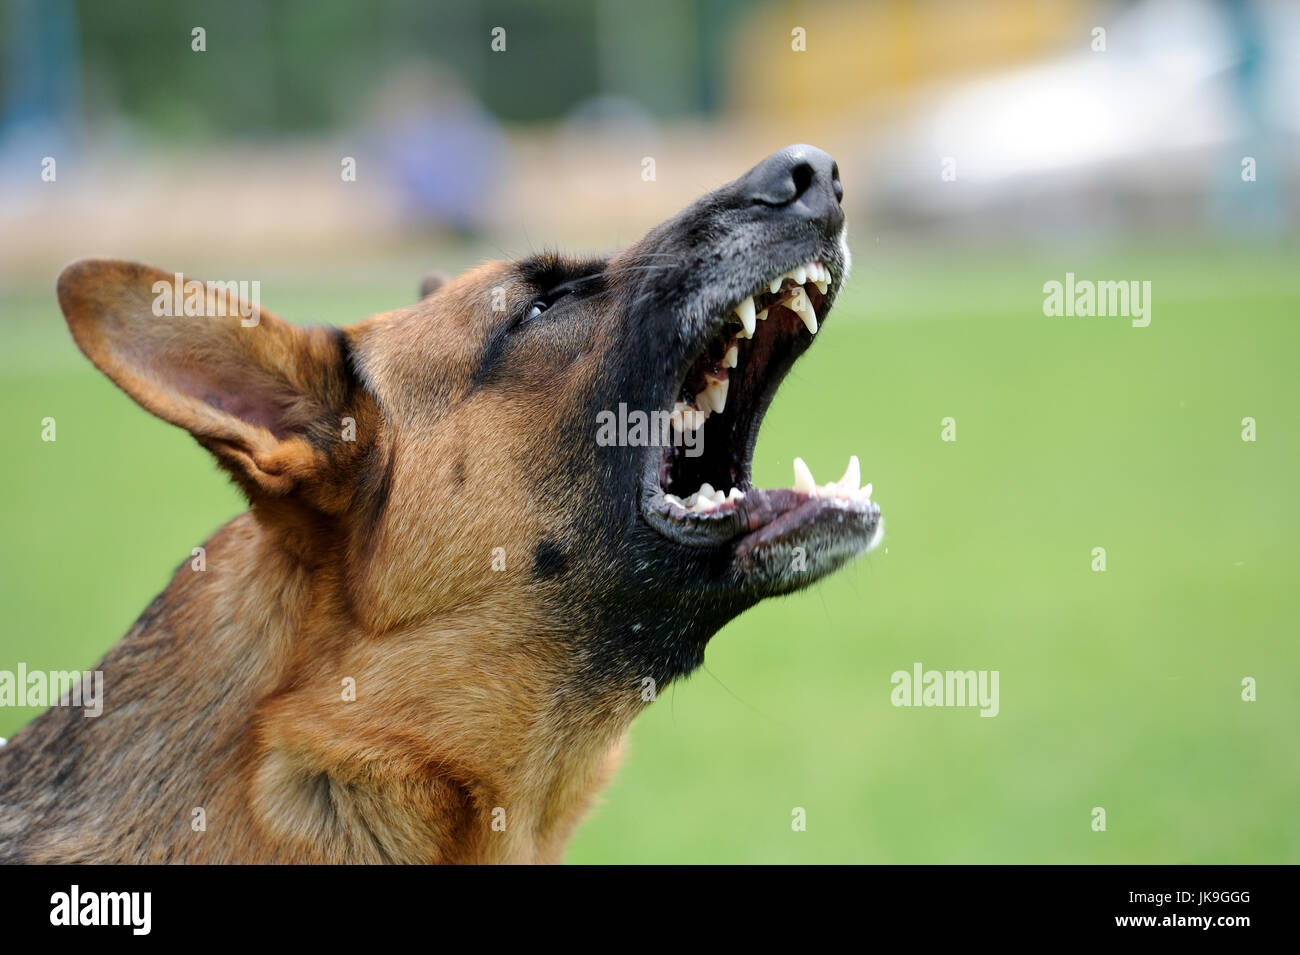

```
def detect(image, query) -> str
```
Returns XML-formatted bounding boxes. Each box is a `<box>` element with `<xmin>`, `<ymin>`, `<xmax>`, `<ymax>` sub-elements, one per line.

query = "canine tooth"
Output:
<box><xmin>838</xmin><ymin>455</ymin><xmax>861</xmax><ymax>492</ymax></box>
<box><xmin>734</xmin><ymin>296</ymin><xmax>756</xmax><ymax>338</ymax></box>
<box><xmin>769</xmin><ymin>277</ymin><xmax>783</xmax><ymax>294</ymax></box>
<box><xmin>793</xmin><ymin>457</ymin><xmax>816</xmax><ymax>494</ymax></box>
<box><xmin>723</xmin><ymin>343</ymin><xmax>739</xmax><ymax>368</ymax></box>
<box><xmin>790</xmin><ymin>290</ymin><xmax>818</xmax><ymax>334</ymax></box>
<box><xmin>727</xmin><ymin>487</ymin><xmax>745</xmax><ymax>501</ymax></box>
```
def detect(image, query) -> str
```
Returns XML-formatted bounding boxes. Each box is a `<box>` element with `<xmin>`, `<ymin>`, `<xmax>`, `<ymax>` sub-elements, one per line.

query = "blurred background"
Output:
<box><xmin>1</xmin><ymin>0</ymin><xmax>1296</xmax><ymax>862</ymax></box>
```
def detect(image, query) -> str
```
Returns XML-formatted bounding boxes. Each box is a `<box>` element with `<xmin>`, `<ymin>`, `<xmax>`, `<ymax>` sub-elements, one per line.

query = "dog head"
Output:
<box><xmin>57</xmin><ymin>145</ymin><xmax>880</xmax><ymax>695</ymax></box>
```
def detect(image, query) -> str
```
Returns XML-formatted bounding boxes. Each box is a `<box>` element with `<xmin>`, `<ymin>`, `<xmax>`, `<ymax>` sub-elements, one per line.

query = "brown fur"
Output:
<box><xmin>0</xmin><ymin>145</ymin><xmax>866</xmax><ymax>863</ymax></box>
<box><xmin>0</xmin><ymin>260</ymin><xmax>641</xmax><ymax>863</ymax></box>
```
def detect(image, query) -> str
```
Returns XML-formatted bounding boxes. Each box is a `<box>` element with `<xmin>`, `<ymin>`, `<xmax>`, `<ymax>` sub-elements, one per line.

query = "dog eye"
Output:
<box><xmin>524</xmin><ymin>290</ymin><xmax>571</xmax><ymax>322</ymax></box>
<box><xmin>520</xmin><ymin>279</ymin><xmax>583</xmax><ymax>326</ymax></box>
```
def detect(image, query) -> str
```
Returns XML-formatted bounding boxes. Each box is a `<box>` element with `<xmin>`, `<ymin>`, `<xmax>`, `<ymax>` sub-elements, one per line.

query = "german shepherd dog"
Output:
<box><xmin>0</xmin><ymin>145</ymin><xmax>880</xmax><ymax>863</ymax></box>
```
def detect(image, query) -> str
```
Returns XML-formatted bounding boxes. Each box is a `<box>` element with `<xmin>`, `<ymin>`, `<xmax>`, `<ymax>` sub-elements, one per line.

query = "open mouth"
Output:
<box><xmin>641</xmin><ymin>256</ymin><xmax>882</xmax><ymax>571</ymax></box>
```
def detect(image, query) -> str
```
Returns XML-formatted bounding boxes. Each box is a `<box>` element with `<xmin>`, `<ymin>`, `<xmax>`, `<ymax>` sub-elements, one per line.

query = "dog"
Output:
<box><xmin>0</xmin><ymin>145</ymin><xmax>881</xmax><ymax>863</ymax></box>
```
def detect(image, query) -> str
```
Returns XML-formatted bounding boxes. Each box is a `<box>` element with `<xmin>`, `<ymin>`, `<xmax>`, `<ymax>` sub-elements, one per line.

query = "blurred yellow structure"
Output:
<box><xmin>729</xmin><ymin>0</ymin><xmax>1089</xmax><ymax>123</ymax></box>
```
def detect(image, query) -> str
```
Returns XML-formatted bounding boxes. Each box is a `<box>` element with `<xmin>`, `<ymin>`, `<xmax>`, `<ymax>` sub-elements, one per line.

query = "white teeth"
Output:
<box><xmin>671</xmin><ymin>401</ymin><xmax>706</xmax><ymax>432</ymax></box>
<box><xmin>670</xmin><ymin>454</ymin><xmax>870</xmax><ymax>518</ymax></box>
<box><xmin>733</xmin><ymin>263</ymin><xmax>829</xmax><ymax>338</ymax></box>
<box><xmin>722</xmin><ymin>343</ymin><xmax>739</xmax><ymax>368</ymax></box>
<box><xmin>679</xmin><ymin>481</ymin><xmax>730</xmax><ymax>513</ymax></box>
<box><xmin>705</xmin><ymin>376</ymin><xmax>729</xmax><ymax>414</ymax></box>
<box><xmin>764</xmin><ymin>261</ymin><xmax>831</xmax><ymax>296</ymax></box>
<box><xmin>669</xmin><ymin>482</ymin><xmax>747</xmax><ymax>515</ymax></box>
<box><xmin>793</xmin><ymin>457</ymin><xmax>817</xmax><ymax>494</ymax></box>
<box><xmin>838</xmin><ymin>454</ymin><xmax>860</xmax><ymax>492</ymax></box>
<box><xmin>787</xmin><ymin>453</ymin><xmax>874</xmax><ymax>503</ymax></box>
<box><xmin>790</xmin><ymin>287</ymin><xmax>818</xmax><ymax>334</ymax></box>
<box><xmin>734</xmin><ymin>296</ymin><xmax>756</xmax><ymax>338</ymax></box>
<box><xmin>698</xmin><ymin>376</ymin><xmax>728</xmax><ymax>414</ymax></box>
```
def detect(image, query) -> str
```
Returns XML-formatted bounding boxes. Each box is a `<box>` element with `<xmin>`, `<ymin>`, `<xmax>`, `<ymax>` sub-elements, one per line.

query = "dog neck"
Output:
<box><xmin>2</xmin><ymin>511</ymin><xmax>633</xmax><ymax>863</ymax></box>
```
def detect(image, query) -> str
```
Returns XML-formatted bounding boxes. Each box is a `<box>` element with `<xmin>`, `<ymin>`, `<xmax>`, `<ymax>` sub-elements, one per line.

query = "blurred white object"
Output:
<box><xmin>867</xmin><ymin>0</ymin><xmax>1299</xmax><ymax>227</ymax></box>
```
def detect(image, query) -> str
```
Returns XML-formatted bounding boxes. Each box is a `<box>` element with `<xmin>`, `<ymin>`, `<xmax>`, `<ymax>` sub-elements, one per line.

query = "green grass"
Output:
<box><xmin>2</xmin><ymin>240</ymin><xmax>1297</xmax><ymax>863</ymax></box>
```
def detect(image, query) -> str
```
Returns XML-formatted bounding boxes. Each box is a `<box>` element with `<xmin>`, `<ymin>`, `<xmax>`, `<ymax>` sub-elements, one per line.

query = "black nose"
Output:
<box><xmin>742</xmin><ymin>144</ymin><xmax>844</xmax><ymax>237</ymax></box>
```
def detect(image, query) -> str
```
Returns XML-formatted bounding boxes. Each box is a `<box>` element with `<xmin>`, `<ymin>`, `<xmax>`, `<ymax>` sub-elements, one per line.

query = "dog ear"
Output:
<box><xmin>418</xmin><ymin>269</ymin><xmax>448</xmax><ymax>299</ymax></box>
<box><xmin>58</xmin><ymin>259</ymin><xmax>371</xmax><ymax>507</ymax></box>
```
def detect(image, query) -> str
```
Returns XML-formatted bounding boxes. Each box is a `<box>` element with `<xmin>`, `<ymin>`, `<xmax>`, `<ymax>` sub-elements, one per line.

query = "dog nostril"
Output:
<box><xmin>744</xmin><ymin>146</ymin><xmax>844</xmax><ymax>234</ymax></box>
<box><xmin>790</xmin><ymin>161</ymin><xmax>815</xmax><ymax>201</ymax></box>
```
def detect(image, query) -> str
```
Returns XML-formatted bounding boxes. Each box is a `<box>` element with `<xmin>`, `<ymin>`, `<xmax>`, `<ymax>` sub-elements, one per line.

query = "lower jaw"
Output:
<box><xmin>640</xmin><ymin>476</ymin><xmax>747</xmax><ymax>547</ymax></box>
<box><xmin>640</xmin><ymin>480</ymin><xmax>883</xmax><ymax>588</ymax></box>
<box><xmin>731</xmin><ymin>491</ymin><xmax>882</xmax><ymax>579</ymax></box>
